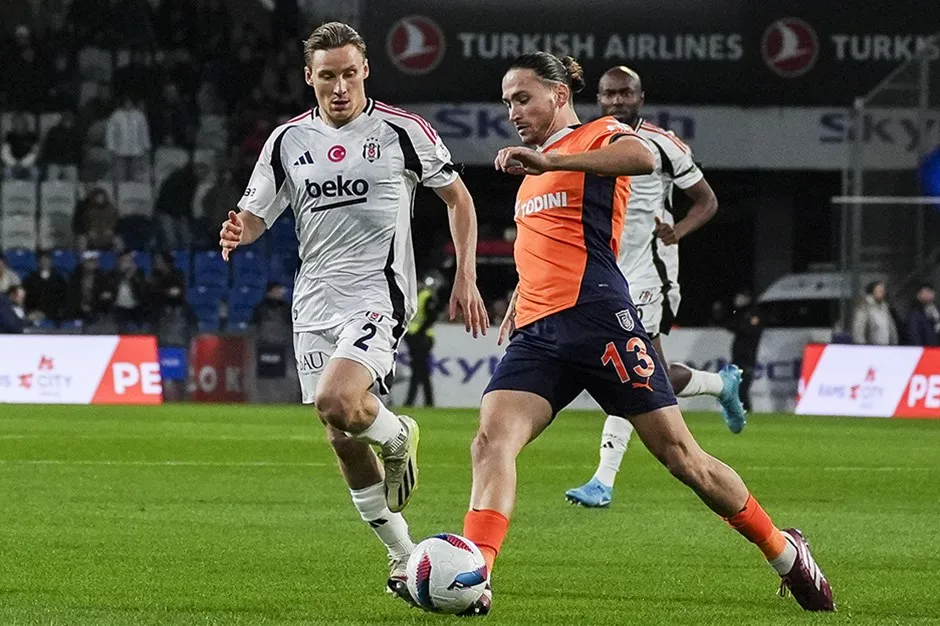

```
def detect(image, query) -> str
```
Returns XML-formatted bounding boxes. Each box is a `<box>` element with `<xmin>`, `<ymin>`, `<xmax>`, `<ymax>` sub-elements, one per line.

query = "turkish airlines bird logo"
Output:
<box><xmin>762</xmin><ymin>18</ymin><xmax>819</xmax><ymax>78</ymax></box>
<box><xmin>387</xmin><ymin>15</ymin><xmax>446</xmax><ymax>75</ymax></box>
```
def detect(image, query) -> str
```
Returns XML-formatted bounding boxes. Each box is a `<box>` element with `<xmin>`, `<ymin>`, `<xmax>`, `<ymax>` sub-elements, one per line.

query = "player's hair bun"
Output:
<box><xmin>560</xmin><ymin>56</ymin><xmax>585</xmax><ymax>93</ymax></box>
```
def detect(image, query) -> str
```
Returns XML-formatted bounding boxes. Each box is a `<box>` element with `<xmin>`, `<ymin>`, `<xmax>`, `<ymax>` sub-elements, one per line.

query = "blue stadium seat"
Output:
<box><xmin>227</xmin><ymin>305</ymin><xmax>255</xmax><ymax>326</ymax></box>
<box><xmin>5</xmin><ymin>248</ymin><xmax>36</xmax><ymax>276</ymax></box>
<box><xmin>271</xmin><ymin>214</ymin><xmax>297</xmax><ymax>251</ymax></box>
<box><xmin>232</xmin><ymin>249</ymin><xmax>267</xmax><ymax>288</ymax></box>
<box><xmin>197</xmin><ymin>317</ymin><xmax>220</xmax><ymax>332</ymax></box>
<box><xmin>268</xmin><ymin>252</ymin><xmax>298</xmax><ymax>286</ymax></box>
<box><xmin>194</xmin><ymin>250</ymin><xmax>229</xmax><ymax>287</ymax></box>
<box><xmin>188</xmin><ymin>284</ymin><xmax>225</xmax><ymax>309</ymax></box>
<box><xmin>34</xmin><ymin>318</ymin><xmax>57</xmax><ymax>330</ymax></box>
<box><xmin>51</xmin><ymin>249</ymin><xmax>78</xmax><ymax>274</ymax></box>
<box><xmin>131</xmin><ymin>250</ymin><xmax>152</xmax><ymax>276</ymax></box>
<box><xmin>97</xmin><ymin>250</ymin><xmax>117</xmax><ymax>271</ymax></box>
<box><xmin>229</xmin><ymin>284</ymin><xmax>264</xmax><ymax>309</ymax></box>
<box><xmin>172</xmin><ymin>249</ymin><xmax>191</xmax><ymax>280</ymax></box>
<box><xmin>61</xmin><ymin>319</ymin><xmax>84</xmax><ymax>331</ymax></box>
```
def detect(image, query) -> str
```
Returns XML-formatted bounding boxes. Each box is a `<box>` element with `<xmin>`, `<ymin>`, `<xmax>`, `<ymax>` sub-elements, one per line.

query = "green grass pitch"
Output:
<box><xmin>1</xmin><ymin>405</ymin><xmax>939</xmax><ymax>625</ymax></box>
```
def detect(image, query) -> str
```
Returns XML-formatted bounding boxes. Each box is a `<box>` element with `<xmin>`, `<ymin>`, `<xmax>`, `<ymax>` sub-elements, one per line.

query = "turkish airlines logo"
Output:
<box><xmin>762</xmin><ymin>18</ymin><xmax>819</xmax><ymax>78</ymax></box>
<box><xmin>387</xmin><ymin>15</ymin><xmax>446</xmax><ymax>76</ymax></box>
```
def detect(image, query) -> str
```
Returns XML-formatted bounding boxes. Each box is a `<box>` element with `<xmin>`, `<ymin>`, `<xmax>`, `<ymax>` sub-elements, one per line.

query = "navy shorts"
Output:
<box><xmin>485</xmin><ymin>299</ymin><xmax>678</xmax><ymax>417</ymax></box>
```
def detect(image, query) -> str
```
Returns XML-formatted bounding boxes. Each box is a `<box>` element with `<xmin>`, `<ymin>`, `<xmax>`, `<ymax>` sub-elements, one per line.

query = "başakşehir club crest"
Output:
<box><xmin>616</xmin><ymin>309</ymin><xmax>635</xmax><ymax>332</ymax></box>
<box><xmin>362</xmin><ymin>137</ymin><xmax>382</xmax><ymax>162</ymax></box>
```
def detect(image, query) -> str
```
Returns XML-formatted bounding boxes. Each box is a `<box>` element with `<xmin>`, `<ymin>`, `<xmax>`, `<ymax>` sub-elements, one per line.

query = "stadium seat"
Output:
<box><xmin>154</xmin><ymin>146</ymin><xmax>190</xmax><ymax>190</ymax></box>
<box><xmin>0</xmin><ymin>112</ymin><xmax>37</xmax><ymax>136</ymax></box>
<box><xmin>97</xmin><ymin>250</ymin><xmax>117</xmax><ymax>272</ymax></box>
<box><xmin>188</xmin><ymin>284</ymin><xmax>226</xmax><ymax>309</ymax></box>
<box><xmin>117</xmin><ymin>182</ymin><xmax>154</xmax><ymax>218</ymax></box>
<box><xmin>38</xmin><ymin>112</ymin><xmax>63</xmax><ymax>140</ymax></box>
<box><xmin>60</xmin><ymin>319</ymin><xmax>84</xmax><ymax>331</ymax></box>
<box><xmin>40</xmin><ymin>181</ymin><xmax>78</xmax><ymax>217</ymax></box>
<box><xmin>1</xmin><ymin>215</ymin><xmax>38</xmax><ymax>251</ymax></box>
<box><xmin>38</xmin><ymin>213</ymin><xmax>74</xmax><ymax>250</ymax></box>
<box><xmin>1</xmin><ymin>180</ymin><xmax>39</xmax><ymax>220</ymax></box>
<box><xmin>172</xmin><ymin>249</ymin><xmax>192</xmax><ymax>283</ymax></box>
<box><xmin>77</xmin><ymin>46</ymin><xmax>112</xmax><ymax>82</ymax></box>
<box><xmin>230</xmin><ymin>284</ymin><xmax>265</xmax><ymax>308</ymax></box>
<box><xmin>227</xmin><ymin>305</ymin><xmax>255</xmax><ymax>327</ymax></box>
<box><xmin>34</xmin><ymin>318</ymin><xmax>57</xmax><ymax>330</ymax></box>
<box><xmin>268</xmin><ymin>252</ymin><xmax>299</xmax><ymax>286</ymax></box>
<box><xmin>81</xmin><ymin>147</ymin><xmax>112</xmax><ymax>182</ymax></box>
<box><xmin>131</xmin><ymin>250</ymin><xmax>152</xmax><ymax>276</ymax></box>
<box><xmin>51</xmin><ymin>249</ymin><xmax>78</xmax><ymax>274</ymax></box>
<box><xmin>5</xmin><ymin>248</ymin><xmax>36</xmax><ymax>276</ymax></box>
<box><xmin>194</xmin><ymin>250</ymin><xmax>229</xmax><ymax>287</ymax></box>
<box><xmin>232</xmin><ymin>249</ymin><xmax>267</xmax><ymax>288</ymax></box>
<box><xmin>270</xmin><ymin>214</ymin><xmax>297</xmax><ymax>251</ymax></box>
<box><xmin>197</xmin><ymin>317</ymin><xmax>221</xmax><ymax>332</ymax></box>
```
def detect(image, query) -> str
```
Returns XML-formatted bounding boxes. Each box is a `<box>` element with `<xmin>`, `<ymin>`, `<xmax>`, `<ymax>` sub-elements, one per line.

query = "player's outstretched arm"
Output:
<box><xmin>219</xmin><ymin>210</ymin><xmax>266</xmax><ymax>262</ymax></box>
<box><xmin>434</xmin><ymin>176</ymin><xmax>489</xmax><ymax>338</ymax></box>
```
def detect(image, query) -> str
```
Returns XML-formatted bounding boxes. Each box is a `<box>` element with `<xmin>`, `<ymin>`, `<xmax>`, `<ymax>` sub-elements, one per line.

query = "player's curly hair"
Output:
<box><xmin>508</xmin><ymin>52</ymin><xmax>585</xmax><ymax>94</ymax></box>
<box><xmin>303</xmin><ymin>21</ymin><xmax>367</xmax><ymax>65</ymax></box>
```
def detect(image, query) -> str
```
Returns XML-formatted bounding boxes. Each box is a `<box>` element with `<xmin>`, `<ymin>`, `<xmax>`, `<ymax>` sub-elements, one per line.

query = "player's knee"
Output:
<box><xmin>470</xmin><ymin>429</ymin><xmax>507</xmax><ymax>466</ymax></box>
<box><xmin>315</xmin><ymin>388</ymin><xmax>360</xmax><ymax>429</ymax></box>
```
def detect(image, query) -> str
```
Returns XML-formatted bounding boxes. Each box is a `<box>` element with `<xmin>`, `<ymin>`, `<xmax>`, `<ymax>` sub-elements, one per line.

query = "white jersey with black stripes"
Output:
<box><xmin>238</xmin><ymin>99</ymin><xmax>457</xmax><ymax>332</ymax></box>
<box><xmin>617</xmin><ymin>119</ymin><xmax>703</xmax><ymax>319</ymax></box>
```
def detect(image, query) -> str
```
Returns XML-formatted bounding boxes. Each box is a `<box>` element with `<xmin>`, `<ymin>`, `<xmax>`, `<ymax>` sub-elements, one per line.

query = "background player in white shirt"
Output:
<box><xmin>566</xmin><ymin>66</ymin><xmax>747</xmax><ymax>508</ymax></box>
<box><xmin>218</xmin><ymin>22</ymin><xmax>488</xmax><ymax>600</ymax></box>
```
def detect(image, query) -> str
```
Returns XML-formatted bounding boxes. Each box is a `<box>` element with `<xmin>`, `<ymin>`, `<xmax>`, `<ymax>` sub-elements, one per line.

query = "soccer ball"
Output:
<box><xmin>405</xmin><ymin>533</ymin><xmax>488</xmax><ymax>614</ymax></box>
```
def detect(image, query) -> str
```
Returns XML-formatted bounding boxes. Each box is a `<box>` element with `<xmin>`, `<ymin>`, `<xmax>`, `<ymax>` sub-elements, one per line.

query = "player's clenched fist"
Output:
<box><xmin>219</xmin><ymin>210</ymin><xmax>243</xmax><ymax>261</ymax></box>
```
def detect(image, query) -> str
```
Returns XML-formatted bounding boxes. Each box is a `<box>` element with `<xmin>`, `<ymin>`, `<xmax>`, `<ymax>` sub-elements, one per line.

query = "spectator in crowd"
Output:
<box><xmin>152</xmin><ymin>281</ymin><xmax>195</xmax><ymax>401</ymax></box>
<box><xmin>0</xmin><ymin>254</ymin><xmax>22</xmax><ymax>293</ymax></box>
<box><xmin>112</xmin><ymin>251</ymin><xmax>148</xmax><ymax>331</ymax></box>
<box><xmin>2</xmin><ymin>112</ymin><xmax>40</xmax><ymax>181</ymax></box>
<box><xmin>74</xmin><ymin>186</ymin><xmax>122</xmax><ymax>251</ymax></box>
<box><xmin>154</xmin><ymin>161</ymin><xmax>196</xmax><ymax>251</ymax></box>
<box><xmin>78</xmin><ymin>81</ymin><xmax>114</xmax><ymax>146</ymax></box>
<box><xmin>0</xmin><ymin>285</ymin><xmax>27</xmax><ymax>334</ymax></box>
<box><xmin>67</xmin><ymin>251</ymin><xmax>109</xmax><ymax>321</ymax></box>
<box><xmin>404</xmin><ymin>273</ymin><xmax>445</xmax><ymax>407</ymax></box>
<box><xmin>23</xmin><ymin>252</ymin><xmax>68</xmax><ymax>322</ymax></box>
<box><xmin>252</xmin><ymin>281</ymin><xmax>292</xmax><ymax>344</ymax></box>
<box><xmin>105</xmin><ymin>95</ymin><xmax>151</xmax><ymax>182</ymax></box>
<box><xmin>40</xmin><ymin>111</ymin><xmax>82</xmax><ymax>181</ymax></box>
<box><xmin>114</xmin><ymin>49</ymin><xmax>158</xmax><ymax>102</ymax></box>
<box><xmin>906</xmin><ymin>283</ymin><xmax>940</xmax><ymax>346</ymax></box>
<box><xmin>852</xmin><ymin>280</ymin><xmax>899</xmax><ymax>346</ymax></box>
<box><xmin>150</xmin><ymin>251</ymin><xmax>186</xmax><ymax>308</ymax></box>
<box><xmin>3</xmin><ymin>25</ymin><xmax>46</xmax><ymax>110</ymax></box>
<box><xmin>728</xmin><ymin>289</ymin><xmax>762</xmax><ymax>412</ymax></box>
<box><xmin>200</xmin><ymin>166</ymin><xmax>241</xmax><ymax>247</ymax></box>
<box><xmin>45</xmin><ymin>27</ymin><xmax>79</xmax><ymax>110</ymax></box>
<box><xmin>149</xmin><ymin>82</ymin><xmax>194</xmax><ymax>148</ymax></box>
<box><xmin>84</xmin><ymin>288</ymin><xmax>119</xmax><ymax>334</ymax></box>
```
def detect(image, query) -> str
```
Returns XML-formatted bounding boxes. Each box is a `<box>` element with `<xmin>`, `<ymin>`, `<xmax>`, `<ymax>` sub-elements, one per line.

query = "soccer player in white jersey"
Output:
<box><xmin>218</xmin><ymin>22</ymin><xmax>488</xmax><ymax>599</ymax></box>
<box><xmin>565</xmin><ymin>66</ymin><xmax>747</xmax><ymax>508</ymax></box>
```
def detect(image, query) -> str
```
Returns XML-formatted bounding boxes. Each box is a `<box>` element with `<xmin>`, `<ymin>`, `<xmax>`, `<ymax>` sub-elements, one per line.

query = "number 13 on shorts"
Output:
<box><xmin>601</xmin><ymin>338</ymin><xmax>657</xmax><ymax>391</ymax></box>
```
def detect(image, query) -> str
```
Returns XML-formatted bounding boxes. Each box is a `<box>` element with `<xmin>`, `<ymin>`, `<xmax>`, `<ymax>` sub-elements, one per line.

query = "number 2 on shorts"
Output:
<box><xmin>354</xmin><ymin>323</ymin><xmax>377</xmax><ymax>351</ymax></box>
<box><xmin>601</xmin><ymin>338</ymin><xmax>656</xmax><ymax>384</ymax></box>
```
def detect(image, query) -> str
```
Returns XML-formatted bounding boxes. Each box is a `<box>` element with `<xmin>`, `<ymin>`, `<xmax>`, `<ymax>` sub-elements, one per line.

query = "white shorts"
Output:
<box><xmin>294</xmin><ymin>311</ymin><xmax>401</xmax><ymax>404</ymax></box>
<box><xmin>632</xmin><ymin>286</ymin><xmax>681</xmax><ymax>338</ymax></box>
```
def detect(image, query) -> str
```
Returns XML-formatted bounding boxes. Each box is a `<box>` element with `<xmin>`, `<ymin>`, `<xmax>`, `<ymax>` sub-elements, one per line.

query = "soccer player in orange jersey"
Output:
<box><xmin>456</xmin><ymin>53</ymin><xmax>834</xmax><ymax>616</ymax></box>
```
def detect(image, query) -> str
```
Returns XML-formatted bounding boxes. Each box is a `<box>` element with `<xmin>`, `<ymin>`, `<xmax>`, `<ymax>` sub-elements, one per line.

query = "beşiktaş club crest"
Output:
<box><xmin>616</xmin><ymin>309</ymin><xmax>635</xmax><ymax>332</ymax></box>
<box><xmin>362</xmin><ymin>137</ymin><xmax>381</xmax><ymax>162</ymax></box>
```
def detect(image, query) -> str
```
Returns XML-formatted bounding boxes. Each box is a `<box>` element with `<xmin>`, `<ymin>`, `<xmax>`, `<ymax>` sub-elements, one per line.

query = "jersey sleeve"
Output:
<box><xmin>591</xmin><ymin>120</ymin><xmax>656</xmax><ymax>156</ymax></box>
<box><xmin>657</xmin><ymin>132</ymin><xmax>703</xmax><ymax>189</ymax></box>
<box><xmin>407</xmin><ymin>120</ymin><xmax>459</xmax><ymax>189</ymax></box>
<box><xmin>237</xmin><ymin>128</ymin><xmax>292</xmax><ymax>227</ymax></box>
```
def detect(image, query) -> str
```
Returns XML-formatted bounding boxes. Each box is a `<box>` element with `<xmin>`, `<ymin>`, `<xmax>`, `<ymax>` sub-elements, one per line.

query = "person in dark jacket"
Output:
<box><xmin>906</xmin><ymin>284</ymin><xmax>940</xmax><ymax>346</ymax></box>
<box><xmin>23</xmin><ymin>251</ymin><xmax>69</xmax><ymax>322</ymax></box>
<box><xmin>154</xmin><ymin>162</ymin><xmax>196</xmax><ymax>251</ymax></box>
<box><xmin>728</xmin><ymin>290</ymin><xmax>763</xmax><ymax>412</ymax></box>
<box><xmin>0</xmin><ymin>285</ymin><xmax>27</xmax><ymax>333</ymax></box>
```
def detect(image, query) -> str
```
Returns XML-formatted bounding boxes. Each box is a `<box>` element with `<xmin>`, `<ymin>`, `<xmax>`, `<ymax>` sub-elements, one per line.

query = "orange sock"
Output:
<box><xmin>463</xmin><ymin>509</ymin><xmax>509</xmax><ymax>574</ymax></box>
<box><xmin>725</xmin><ymin>494</ymin><xmax>787</xmax><ymax>560</ymax></box>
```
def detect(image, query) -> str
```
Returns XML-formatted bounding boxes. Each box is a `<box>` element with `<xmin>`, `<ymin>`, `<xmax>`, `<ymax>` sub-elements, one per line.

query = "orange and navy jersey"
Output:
<box><xmin>513</xmin><ymin>116</ymin><xmax>645</xmax><ymax>328</ymax></box>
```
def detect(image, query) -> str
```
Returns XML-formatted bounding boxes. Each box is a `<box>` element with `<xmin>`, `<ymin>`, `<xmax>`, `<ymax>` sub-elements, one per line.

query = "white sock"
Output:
<box><xmin>768</xmin><ymin>536</ymin><xmax>798</xmax><ymax>575</ymax></box>
<box><xmin>350</xmin><ymin>483</ymin><xmax>415</xmax><ymax>559</ymax></box>
<box><xmin>674</xmin><ymin>363</ymin><xmax>725</xmax><ymax>398</ymax></box>
<box><xmin>351</xmin><ymin>396</ymin><xmax>406</xmax><ymax>454</ymax></box>
<box><xmin>592</xmin><ymin>416</ymin><xmax>634</xmax><ymax>488</ymax></box>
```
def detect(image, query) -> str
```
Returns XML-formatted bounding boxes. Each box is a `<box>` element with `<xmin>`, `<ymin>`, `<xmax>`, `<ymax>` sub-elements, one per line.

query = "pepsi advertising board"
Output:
<box><xmin>363</xmin><ymin>0</ymin><xmax>937</xmax><ymax>105</ymax></box>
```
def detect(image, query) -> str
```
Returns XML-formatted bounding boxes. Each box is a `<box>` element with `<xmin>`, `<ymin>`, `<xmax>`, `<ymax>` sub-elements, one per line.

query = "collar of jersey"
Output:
<box><xmin>537</xmin><ymin>124</ymin><xmax>580</xmax><ymax>152</ymax></box>
<box><xmin>311</xmin><ymin>98</ymin><xmax>376</xmax><ymax>132</ymax></box>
